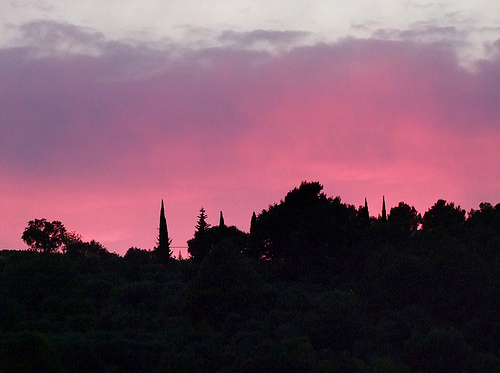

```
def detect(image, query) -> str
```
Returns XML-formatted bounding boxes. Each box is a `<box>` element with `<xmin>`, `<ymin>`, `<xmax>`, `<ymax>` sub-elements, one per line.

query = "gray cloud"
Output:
<box><xmin>218</xmin><ymin>29</ymin><xmax>310</xmax><ymax>48</ymax></box>
<box><xmin>18</xmin><ymin>20</ymin><xmax>105</xmax><ymax>55</ymax></box>
<box><xmin>373</xmin><ymin>24</ymin><xmax>466</xmax><ymax>44</ymax></box>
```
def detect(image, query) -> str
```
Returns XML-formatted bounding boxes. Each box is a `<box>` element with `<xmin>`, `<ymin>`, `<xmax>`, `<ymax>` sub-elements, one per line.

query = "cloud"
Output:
<box><xmin>218</xmin><ymin>29</ymin><xmax>310</xmax><ymax>48</ymax></box>
<box><xmin>1</xmin><ymin>20</ymin><xmax>500</xmax><ymax>253</ymax></box>
<box><xmin>9</xmin><ymin>1</ymin><xmax>53</xmax><ymax>12</ymax></box>
<box><xmin>374</xmin><ymin>25</ymin><xmax>465</xmax><ymax>43</ymax></box>
<box><xmin>2</xmin><ymin>21</ymin><xmax>500</xmax><ymax>176</ymax></box>
<box><xmin>16</xmin><ymin>20</ymin><xmax>105</xmax><ymax>55</ymax></box>
<box><xmin>369</xmin><ymin>15</ymin><xmax>500</xmax><ymax>67</ymax></box>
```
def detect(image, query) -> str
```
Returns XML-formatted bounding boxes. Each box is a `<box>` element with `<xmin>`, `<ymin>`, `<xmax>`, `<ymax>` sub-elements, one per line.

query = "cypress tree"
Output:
<box><xmin>219</xmin><ymin>211</ymin><xmax>225</xmax><ymax>228</ymax></box>
<box><xmin>248</xmin><ymin>211</ymin><xmax>260</xmax><ymax>259</ymax></box>
<box><xmin>250</xmin><ymin>212</ymin><xmax>257</xmax><ymax>235</ymax></box>
<box><xmin>359</xmin><ymin>198</ymin><xmax>370</xmax><ymax>227</ymax></box>
<box><xmin>381</xmin><ymin>196</ymin><xmax>387</xmax><ymax>221</ymax></box>
<box><xmin>155</xmin><ymin>200</ymin><xmax>172</xmax><ymax>264</ymax></box>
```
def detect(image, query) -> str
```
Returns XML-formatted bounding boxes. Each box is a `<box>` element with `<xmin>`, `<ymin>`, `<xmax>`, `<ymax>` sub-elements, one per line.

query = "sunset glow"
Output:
<box><xmin>1</xmin><ymin>1</ymin><xmax>500</xmax><ymax>255</ymax></box>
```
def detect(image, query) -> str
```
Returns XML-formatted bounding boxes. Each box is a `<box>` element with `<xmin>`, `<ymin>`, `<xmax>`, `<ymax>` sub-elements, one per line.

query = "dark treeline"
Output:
<box><xmin>2</xmin><ymin>181</ymin><xmax>500</xmax><ymax>372</ymax></box>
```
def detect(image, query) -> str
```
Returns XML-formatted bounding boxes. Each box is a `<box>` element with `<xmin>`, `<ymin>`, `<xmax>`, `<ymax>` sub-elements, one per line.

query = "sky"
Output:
<box><xmin>1</xmin><ymin>1</ymin><xmax>500</xmax><ymax>256</ymax></box>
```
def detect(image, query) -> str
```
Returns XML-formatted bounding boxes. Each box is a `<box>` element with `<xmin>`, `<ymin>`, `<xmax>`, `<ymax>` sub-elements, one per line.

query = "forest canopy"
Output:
<box><xmin>3</xmin><ymin>181</ymin><xmax>500</xmax><ymax>372</ymax></box>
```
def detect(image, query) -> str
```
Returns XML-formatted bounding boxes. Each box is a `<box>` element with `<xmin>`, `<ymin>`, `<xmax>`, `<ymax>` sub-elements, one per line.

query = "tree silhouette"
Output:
<box><xmin>21</xmin><ymin>220</ymin><xmax>110</xmax><ymax>258</ymax></box>
<box><xmin>188</xmin><ymin>207</ymin><xmax>211</xmax><ymax>260</ymax></box>
<box><xmin>219</xmin><ymin>211</ymin><xmax>225</xmax><ymax>228</ymax></box>
<box><xmin>465</xmin><ymin>202</ymin><xmax>500</xmax><ymax>252</ymax></box>
<box><xmin>189</xmin><ymin>208</ymin><xmax>248</xmax><ymax>260</ymax></box>
<box><xmin>467</xmin><ymin>202</ymin><xmax>500</xmax><ymax>232</ymax></box>
<box><xmin>195</xmin><ymin>207</ymin><xmax>210</xmax><ymax>233</ymax></box>
<box><xmin>357</xmin><ymin>198</ymin><xmax>370</xmax><ymax>228</ymax></box>
<box><xmin>388</xmin><ymin>202</ymin><xmax>421</xmax><ymax>236</ymax></box>
<box><xmin>64</xmin><ymin>239</ymin><xmax>110</xmax><ymax>258</ymax></box>
<box><xmin>247</xmin><ymin>212</ymin><xmax>260</xmax><ymax>258</ymax></box>
<box><xmin>250</xmin><ymin>211</ymin><xmax>257</xmax><ymax>233</ymax></box>
<box><xmin>381</xmin><ymin>196</ymin><xmax>387</xmax><ymax>221</ymax></box>
<box><xmin>124</xmin><ymin>247</ymin><xmax>152</xmax><ymax>265</ymax></box>
<box><xmin>251</xmin><ymin>181</ymin><xmax>352</xmax><ymax>264</ymax></box>
<box><xmin>154</xmin><ymin>200</ymin><xmax>172</xmax><ymax>264</ymax></box>
<box><xmin>21</xmin><ymin>219</ymin><xmax>68</xmax><ymax>253</ymax></box>
<box><xmin>422</xmin><ymin>199</ymin><xmax>465</xmax><ymax>235</ymax></box>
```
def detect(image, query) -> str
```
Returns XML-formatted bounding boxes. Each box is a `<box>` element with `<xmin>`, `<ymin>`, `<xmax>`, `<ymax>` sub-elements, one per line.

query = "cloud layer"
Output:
<box><xmin>1</xmin><ymin>21</ymin><xmax>500</xmax><ymax>254</ymax></box>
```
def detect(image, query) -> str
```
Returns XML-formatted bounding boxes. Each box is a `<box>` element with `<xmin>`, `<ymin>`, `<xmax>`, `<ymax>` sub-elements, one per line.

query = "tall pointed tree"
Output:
<box><xmin>219</xmin><ymin>211</ymin><xmax>225</xmax><ymax>228</ymax></box>
<box><xmin>381</xmin><ymin>196</ymin><xmax>387</xmax><ymax>221</ymax></box>
<box><xmin>248</xmin><ymin>211</ymin><xmax>260</xmax><ymax>259</ymax></box>
<box><xmin>155</xmin><ymin>200</ymin><xmax>172</xmax><ymax>264</ymax></box>
<box><xmin>358</xmin><ymin>198</ymin><xmax>370</xmax><ymax>228</ymax></box>
<box><xmin>250</xmin><ymin>212</ymin><xmax>257</xmax><ymax>235</ymax></box>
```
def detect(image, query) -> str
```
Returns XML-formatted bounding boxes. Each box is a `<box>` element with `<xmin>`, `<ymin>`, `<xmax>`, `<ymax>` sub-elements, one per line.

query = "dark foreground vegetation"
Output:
<box><xmin>2</xmin><ymin>182</ymin><xmax>500</xmax><ymax>372</ymax></box>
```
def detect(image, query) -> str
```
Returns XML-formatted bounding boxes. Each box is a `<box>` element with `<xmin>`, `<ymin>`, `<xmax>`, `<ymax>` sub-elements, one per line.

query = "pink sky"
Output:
<box><xmin>1</xmin><ymin>19</ymin><xmax>500</xmax><ymax>256</ymax></box>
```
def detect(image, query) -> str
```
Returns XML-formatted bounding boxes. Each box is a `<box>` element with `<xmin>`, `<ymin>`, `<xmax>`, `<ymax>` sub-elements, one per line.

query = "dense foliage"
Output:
<box><xmin>2</xmin><ymin>181</ymin><xmax>500</xmax><ymax>372</ymax></box>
